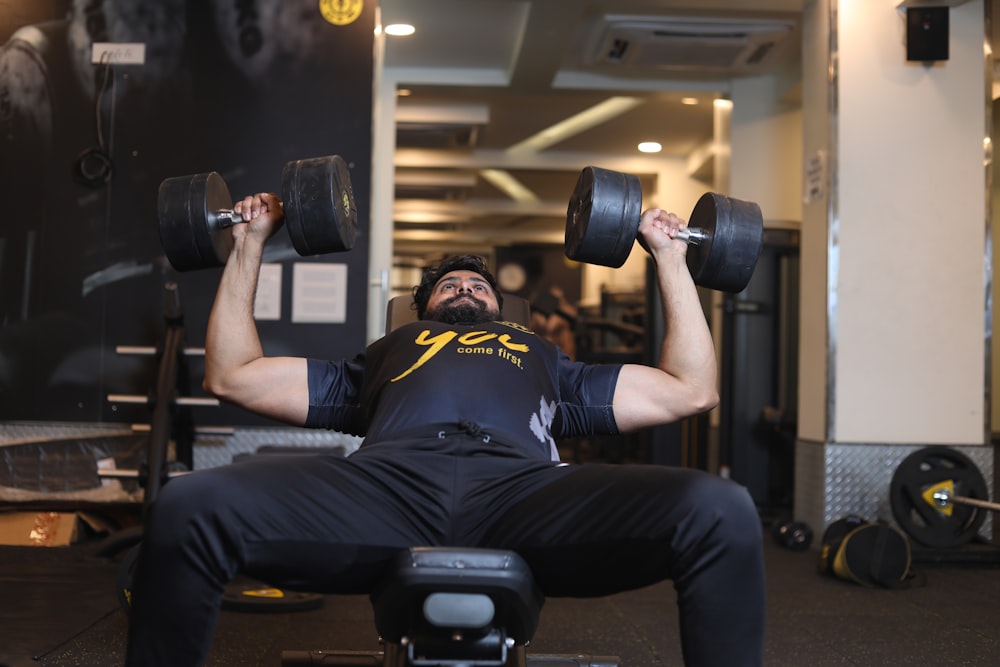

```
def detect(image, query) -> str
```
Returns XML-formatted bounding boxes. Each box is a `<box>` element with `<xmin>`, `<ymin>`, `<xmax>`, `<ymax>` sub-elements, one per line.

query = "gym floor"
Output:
<box><xmin>0</xmin><ymin>521</ymin><xmax>998</xmax><ymax>667</ymax></box>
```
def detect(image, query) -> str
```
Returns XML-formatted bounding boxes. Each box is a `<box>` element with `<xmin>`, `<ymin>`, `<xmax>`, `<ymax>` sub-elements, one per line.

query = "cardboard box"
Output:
<box><xmin>0</xmin><ymin>511</ymin><xmax>83</xmax><ymax>546</ymax></box>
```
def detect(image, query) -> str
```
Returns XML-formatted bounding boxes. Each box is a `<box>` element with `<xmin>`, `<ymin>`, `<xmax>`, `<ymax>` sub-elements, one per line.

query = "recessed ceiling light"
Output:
<box><xmin>681</xmin><ymin>97</ymin><xmax>699</xmax><ymax>105</ymax></box>
<box><xmin>384</xmin><ymin>23</ymin><xmax>415</xmax><ymax>36</ymax></box>
<box><xmin>396</xmin><ymin>88</ymin><xmax>412</xmax><ymax>97</ymax></box>
<box><xmin>638</xmin><ymin>141</ymin><xmax>662</xmax><ymax>154</ymax></box>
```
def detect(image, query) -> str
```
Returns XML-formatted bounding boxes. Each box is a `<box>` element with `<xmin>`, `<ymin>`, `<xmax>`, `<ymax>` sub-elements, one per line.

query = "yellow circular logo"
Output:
<box><xmin>319</xmin><ymin>0</ymin><xmax>364</xmax><ymax>26</ymax></box>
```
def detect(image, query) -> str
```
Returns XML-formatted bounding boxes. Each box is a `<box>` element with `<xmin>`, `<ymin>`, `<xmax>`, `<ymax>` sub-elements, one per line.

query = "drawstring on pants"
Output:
<box><xmin>437</xmin><ymin>420</ymin><xmax>491</xmax><ymax>444</ymax></box>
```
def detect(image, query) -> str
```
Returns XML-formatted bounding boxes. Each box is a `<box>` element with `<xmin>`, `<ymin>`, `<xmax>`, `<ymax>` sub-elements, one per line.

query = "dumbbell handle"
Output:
<box><xmin>213</xmin><ymin>201</ymin><xmax>285</xmax><ymax>229</ymax></box>
<box><xmin>213</xmin><ymin>210</ymin><xmax>244</xmax><ymax>229</ymax></box>
<box><xmin>675</xmin><ymin>227</ymin><xmax>709</xmax><ymax>246</ymax></box>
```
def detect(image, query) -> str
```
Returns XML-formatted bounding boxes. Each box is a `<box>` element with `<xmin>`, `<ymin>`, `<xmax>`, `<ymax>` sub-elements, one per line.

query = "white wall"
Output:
<box><xmin>835</xmin><ymin>0</ymin><xmax>986</xmax><ymax>444</ymax></box>
<box><xmin>731</xmin><ymin>75</ymin><xmax>803</xmax><ymax>226</ymax></box>
<box><xmin>800</xmin><ymin>0</ymin><xmax>989</xmax><ymax>445</ymax></box>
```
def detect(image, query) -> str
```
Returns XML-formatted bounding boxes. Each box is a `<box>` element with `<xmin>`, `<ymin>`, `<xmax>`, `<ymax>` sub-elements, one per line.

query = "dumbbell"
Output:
<box><xmin>157</xmin><ymin>155</ymin><xmax>357</xmax><ymax>272</ymax></box>
<box><xmin>565</xmin><ymin>166</ymin><xmax>765</xmax><ymax>293</ymax></box>
<box><xmin>772</xmin><ymin>519</ymin><xmax>813</xmax><ymax>551</ymax></box>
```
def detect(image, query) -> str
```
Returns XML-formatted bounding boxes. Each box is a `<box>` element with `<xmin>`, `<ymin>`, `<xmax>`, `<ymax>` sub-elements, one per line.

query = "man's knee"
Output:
<box><xmin>141</xmin><ymin>471</ymin><xmax>234</xmax><ymax>551</ymax></box>
<box><xmin>680</xmin><ymin>472</ymin><xmax>762</xmax><ymax>549</ymax></box>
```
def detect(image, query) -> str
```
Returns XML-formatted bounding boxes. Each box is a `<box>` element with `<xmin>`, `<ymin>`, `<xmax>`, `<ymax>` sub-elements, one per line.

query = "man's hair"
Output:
<box><xmin>412</xmin><ymin>255</ymin><xmax>504</xmax><ymax>319</ymax></box>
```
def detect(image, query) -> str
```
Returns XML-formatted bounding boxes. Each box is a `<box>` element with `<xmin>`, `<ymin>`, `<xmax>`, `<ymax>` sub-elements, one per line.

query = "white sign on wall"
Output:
<box><xmin>254</xmin><ymin>263</ymin><xmax>283</xmax><ymax>321</ymax></box>
<box><xmin>292</xmin><ymin>263</ymin><xmax>348</xmax><ymax>323</ymax></box>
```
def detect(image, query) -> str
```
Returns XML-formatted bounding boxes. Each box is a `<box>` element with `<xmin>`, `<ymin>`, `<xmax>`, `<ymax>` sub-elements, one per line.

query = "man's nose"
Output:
<box><xmin>458</xmin><ymin>282</ymin><xmax>473</xmax><ymax>294</ymax></box>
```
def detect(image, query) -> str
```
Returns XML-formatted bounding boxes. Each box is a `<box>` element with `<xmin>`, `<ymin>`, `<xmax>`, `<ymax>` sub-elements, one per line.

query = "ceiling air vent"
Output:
<box><xmin>588</xmin><ymin>14</ymin><xmax>796</xmax><ymax>73</ymax></box>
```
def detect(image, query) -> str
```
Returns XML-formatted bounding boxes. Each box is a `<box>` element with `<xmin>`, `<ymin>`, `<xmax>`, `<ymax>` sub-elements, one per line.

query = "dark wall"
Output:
<box><xmin>719</xmin><ymin>229</ymin><xmax>800</xmax><ymax>511</ymax></box>
<box><xmin>0</xmin><ymin>0</ymin><xmax>374</xmax><ymax>425</ymax></box>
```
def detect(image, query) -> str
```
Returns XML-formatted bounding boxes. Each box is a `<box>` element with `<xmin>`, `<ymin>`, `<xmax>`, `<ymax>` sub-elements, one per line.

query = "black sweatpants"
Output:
<box><xmin>125</xmin><ymin>434</ymin><xmax>765</xmax><ymax>666</ymax></box>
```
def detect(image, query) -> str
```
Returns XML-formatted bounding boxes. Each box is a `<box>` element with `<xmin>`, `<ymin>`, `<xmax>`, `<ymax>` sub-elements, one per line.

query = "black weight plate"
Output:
<box><xmin>687</xmin><ymin>193</ymin><xmax>764</xmax><ymax>293</ymax></box>
<box><xmin>221</xmin><ymin>580</ymin><xmax>324</xmax><ymax>613</ymax></box>
<box><xmin>889</xmin><ymin>446</ymin><xmax>989</xmax><ymax>548</ymax></box>
<box><xmin>565</xmin><ymin>166</ymin><xmax>642</xmax><ymax>268</ymax></box>
<box><xmin>281</xmin><ymin>155</ymin><xmax>357</xmax><ymax>256</ymax></box>
<box><xmin>158</xmin><ymin>172</ymin><xmax>234</xmax><ymax>271</ymax></box>
<box><xmin>565</xmin><ymin>166</ymin><xmax>596</xmax><ymax>262</ymax></box>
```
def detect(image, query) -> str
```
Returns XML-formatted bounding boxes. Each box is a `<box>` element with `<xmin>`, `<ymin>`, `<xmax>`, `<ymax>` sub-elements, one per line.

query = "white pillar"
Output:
<box><xmin>797</xmin><ymin>0</ymin><xmax>992</xmax><ymax>534</ymax></box>
<box><xmin>368</xmin><ymin>17</ymin><xmax>396</xmax><ymax>344</ymax></box>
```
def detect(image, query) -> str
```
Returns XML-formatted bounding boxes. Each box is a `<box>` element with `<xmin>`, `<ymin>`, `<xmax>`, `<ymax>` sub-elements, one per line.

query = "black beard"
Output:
<box><xmin>425</xmin><ymin>296</ymin><xmax>499</xmax><ymax>324</ymax></box>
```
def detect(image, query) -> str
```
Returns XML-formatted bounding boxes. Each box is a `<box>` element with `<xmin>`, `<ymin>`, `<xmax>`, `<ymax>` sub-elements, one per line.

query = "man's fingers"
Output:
<box><xmin>233</xmin><ymin>194</ymin><xmax>277</xmax><ymax>220</ymax></box>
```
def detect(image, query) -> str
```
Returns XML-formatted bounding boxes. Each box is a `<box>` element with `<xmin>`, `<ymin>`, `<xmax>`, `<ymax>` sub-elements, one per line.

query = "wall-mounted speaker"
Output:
<box><xmin>906</xmin><ymin>6</ymin><xmax>949</xmax><ymax>62</ymax></box>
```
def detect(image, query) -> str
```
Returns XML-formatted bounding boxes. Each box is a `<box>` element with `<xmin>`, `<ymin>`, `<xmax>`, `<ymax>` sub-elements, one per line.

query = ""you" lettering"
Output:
<box><xmin>391</xmin><ymin>329</ymin><xmax>529</xmax><ymax>382</ymax></box>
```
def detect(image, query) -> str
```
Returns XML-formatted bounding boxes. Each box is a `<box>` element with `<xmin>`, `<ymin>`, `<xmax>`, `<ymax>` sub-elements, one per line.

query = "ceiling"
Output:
<box><xmin>378</xmin><ymin>0</ymin><xmax>809</xmax><ymax>261</ymax></box>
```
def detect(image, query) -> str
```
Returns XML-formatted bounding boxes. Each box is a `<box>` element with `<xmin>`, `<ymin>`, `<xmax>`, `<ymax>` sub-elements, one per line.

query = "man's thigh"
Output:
<box><xmin>476</xmin><ymin>463</ymin><xmax>745</xmax><ymax>596</ymax></box>
<box><xmin>150</xmin><ymin>450</ymin><xmax>458</xmax><ymax>592</ymax></box>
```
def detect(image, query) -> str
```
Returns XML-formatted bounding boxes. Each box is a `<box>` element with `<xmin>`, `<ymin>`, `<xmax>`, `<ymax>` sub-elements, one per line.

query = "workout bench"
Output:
<box><xmin>281</xmin><ymin>295</ymin><xmax>619</xmax><ymax>666</ymax></box>
<box><xmin>281</xmin><ymin>546</ymin><xmax>618</xmax><ymax>667</ymax></box>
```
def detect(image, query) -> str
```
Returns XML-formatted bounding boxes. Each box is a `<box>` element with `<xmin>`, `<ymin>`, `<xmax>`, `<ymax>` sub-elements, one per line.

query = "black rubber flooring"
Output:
<box><xmin>1</xmin><ymin>526</ymin><xmax>999</xmax><ymax>667</ymax></box>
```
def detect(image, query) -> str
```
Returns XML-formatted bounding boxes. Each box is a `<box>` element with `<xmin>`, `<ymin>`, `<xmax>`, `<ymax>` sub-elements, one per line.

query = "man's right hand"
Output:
<box><xmin>637</xmin><ymin>207</ymin><xmax>688</xmax><ymax>263</ymax></box>
<box><xmin>232</xmin><ymin>192</ymin><xmax>285</xmax><ymax>244</ymax></box>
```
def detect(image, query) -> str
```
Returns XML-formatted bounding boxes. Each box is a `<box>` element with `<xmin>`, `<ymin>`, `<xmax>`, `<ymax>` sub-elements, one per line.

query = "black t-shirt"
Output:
<box><xmin>305</xmin><ymin>320</ymin><xmax>622</xmax><ymax>460</ymax></box>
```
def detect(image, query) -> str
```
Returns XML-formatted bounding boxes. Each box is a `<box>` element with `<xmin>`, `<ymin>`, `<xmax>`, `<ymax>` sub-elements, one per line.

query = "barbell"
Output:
<box><xmin>157</xmin><ymin>154</ymin><xmax>357</xmax><ymax>272</ymax></box>
<box><xmin>565</xmin><ymin>166</ymin><xmax>765</xmax><ymax>293</ymax></box>
<box><xmin>930</xmin><ymin>483</ymin><xmax>1000</xmax><ymax>514</ymax></box>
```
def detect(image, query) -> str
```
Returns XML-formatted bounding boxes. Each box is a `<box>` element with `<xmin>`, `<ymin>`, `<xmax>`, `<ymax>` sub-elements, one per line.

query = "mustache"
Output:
<box><xmin>444</xmin><ymin>293</ymin><xmax>484</xmax><ymax>307</ymax></box>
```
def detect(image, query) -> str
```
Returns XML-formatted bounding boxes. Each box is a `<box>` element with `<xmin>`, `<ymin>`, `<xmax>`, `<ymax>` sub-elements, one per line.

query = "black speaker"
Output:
<box><xmin>906</xmin><ymin>6</ymin><xmax>949</xmax><ymax>62</ymax></box>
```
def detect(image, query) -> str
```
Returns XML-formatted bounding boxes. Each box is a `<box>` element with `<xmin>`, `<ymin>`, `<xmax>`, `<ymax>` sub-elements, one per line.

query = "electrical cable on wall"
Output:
<box><xmin>75</xmin><ymin>51</ymin><xmax>114</xmax><ymax>188</ymax></box>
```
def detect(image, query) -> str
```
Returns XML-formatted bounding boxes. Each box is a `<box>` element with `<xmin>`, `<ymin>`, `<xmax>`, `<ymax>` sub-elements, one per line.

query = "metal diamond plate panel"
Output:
<box><xmin>796</xmin><ymin>441</ymin><xmax>994</xmax><ymax>542</ymax></box>
<box><xmin>1</xmin><ymin>421</ymin><xmax>135</xmax><ymax>444</ymax></box>
<box><xmin>193</xmin><ymin>428</ymin><xmax>362</xmax><ymax>469</ymax></box>
<box><xmin>2</xmin><ymin>421</ymin><xmax>362</xmax><ymax>472</ymax></box>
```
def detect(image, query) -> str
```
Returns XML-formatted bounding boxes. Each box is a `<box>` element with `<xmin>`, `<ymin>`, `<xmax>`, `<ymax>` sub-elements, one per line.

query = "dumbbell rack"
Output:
<box><xmin>102</xmin><ymin>281</ymin><xmax>208</xmax><ymax>519</ymax></box>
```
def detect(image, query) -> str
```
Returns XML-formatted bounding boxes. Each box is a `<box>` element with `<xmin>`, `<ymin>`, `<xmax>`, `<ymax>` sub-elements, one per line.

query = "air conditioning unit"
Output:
<box><xmin>587</xmin><ymin>14</ymin><xmax>797</xmax><ymax>73</ymax></box>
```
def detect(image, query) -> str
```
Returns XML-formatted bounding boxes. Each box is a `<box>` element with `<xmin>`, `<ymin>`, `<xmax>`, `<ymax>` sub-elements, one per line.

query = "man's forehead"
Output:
<box><xmin>435</xmin><ymin>270</ymin><xmax>490</xmax><ymax>286</ymax></box>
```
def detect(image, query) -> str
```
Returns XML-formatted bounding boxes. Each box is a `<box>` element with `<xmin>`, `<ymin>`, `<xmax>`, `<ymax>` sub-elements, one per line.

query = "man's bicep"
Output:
<box><xmin>231</xmin><ymin>356</ymin><xmax>310</xmax><ymax>425</ymax></box>
<box><xmin>611</xmin><ymin>364</ymin><xmax>688</xmax><ymax>432</ymax></box>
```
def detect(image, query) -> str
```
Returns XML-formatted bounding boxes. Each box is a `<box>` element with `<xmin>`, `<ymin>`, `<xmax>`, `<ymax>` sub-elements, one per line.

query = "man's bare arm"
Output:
<box><xmin>202</xmin><ymin>193</ymin><xmax>310</xmax><ymax>426</ymax></box>
<box><xmin>612</xmin><ymin>208</ymin><xmax>719</xmax><ymax>432</ymax></box>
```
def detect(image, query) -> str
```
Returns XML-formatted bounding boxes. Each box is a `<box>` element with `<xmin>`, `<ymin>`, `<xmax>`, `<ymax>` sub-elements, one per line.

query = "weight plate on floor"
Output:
<box><xmin>565</xmin><ymin>166</ymin><xmax>642</xmax><ymax>268</ymax></box>
<box><xmin>222</xmin><ymin>580</ymin><xmax>324</xmax><ymax>613</ymax></box>
<box><xmin>889</xmin><ymin>446</ymin><xmax>989</xmax><ymax>548</ymax></box>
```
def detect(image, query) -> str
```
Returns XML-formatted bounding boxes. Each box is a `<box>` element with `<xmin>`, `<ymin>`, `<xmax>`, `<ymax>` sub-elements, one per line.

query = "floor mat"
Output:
<box><xmin>0</xmin><ymin>545</ymin><xmax>120</xmax><ymax>660</ymax></box>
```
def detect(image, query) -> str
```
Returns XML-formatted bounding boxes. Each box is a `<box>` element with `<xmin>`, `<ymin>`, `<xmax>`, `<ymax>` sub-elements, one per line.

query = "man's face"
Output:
<box><xmin>423</xmin><ymin>270</ymin><xmax>501</xmax><ymax>324</ymax></box>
